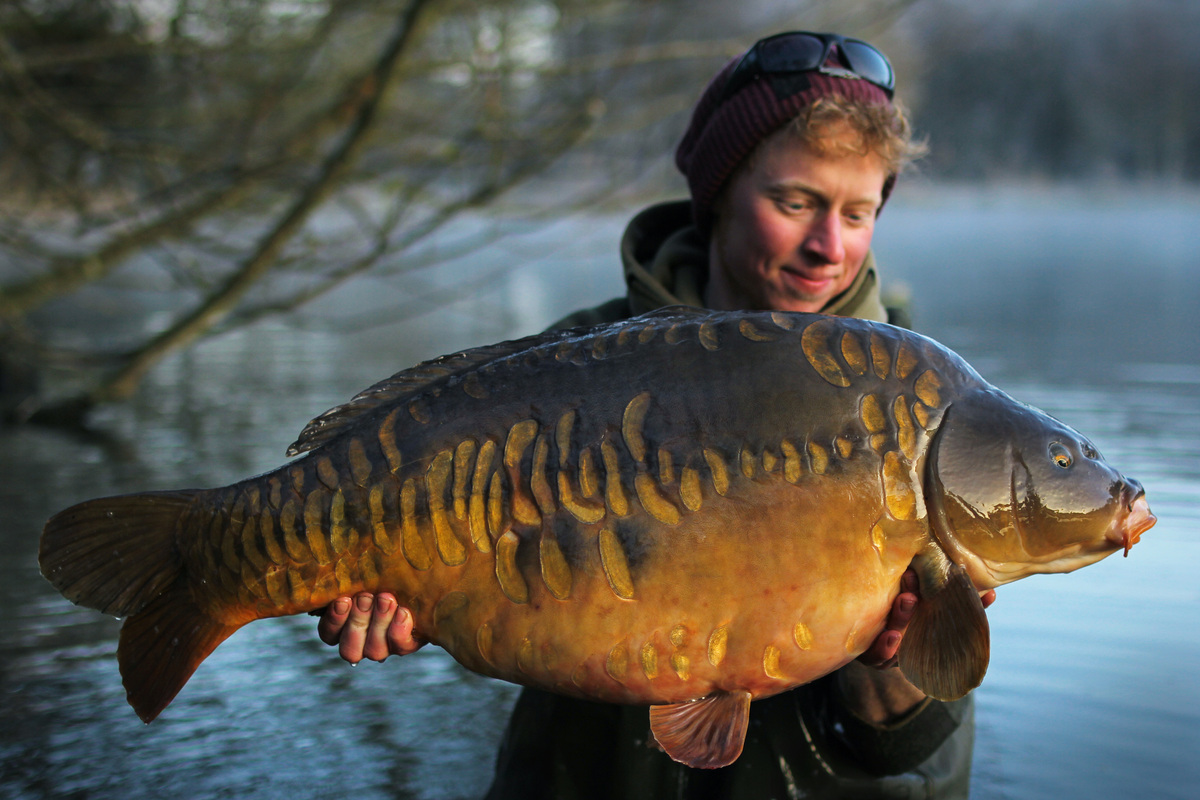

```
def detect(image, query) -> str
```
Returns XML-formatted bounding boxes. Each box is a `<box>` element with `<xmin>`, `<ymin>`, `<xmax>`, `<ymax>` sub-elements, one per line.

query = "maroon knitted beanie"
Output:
<box><xmin>675</xmin><ymin>53</ymin><xmax>894</xmax><ymax>233</ymax></box>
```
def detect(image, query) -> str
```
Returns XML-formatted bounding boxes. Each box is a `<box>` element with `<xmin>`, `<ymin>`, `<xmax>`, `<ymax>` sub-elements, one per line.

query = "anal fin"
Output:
<box><xmin>647</xmin><ymin>690</ymin><xmax>752</xmax><ymax>769</ymax></box>
<box><xmin>898</xmin><ymin>558</ymin><xmax>990</xmax><ymax>701</ymax></box>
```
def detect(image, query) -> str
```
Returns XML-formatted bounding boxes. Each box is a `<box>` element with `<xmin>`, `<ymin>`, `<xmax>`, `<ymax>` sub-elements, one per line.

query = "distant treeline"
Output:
<box><xmin>906</xmin><ymin>0</ymin><xmax>1200</xmax><ymax>182</ymax></box>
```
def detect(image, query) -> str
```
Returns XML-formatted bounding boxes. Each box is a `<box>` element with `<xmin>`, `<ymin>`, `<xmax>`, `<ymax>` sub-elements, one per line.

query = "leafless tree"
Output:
<box><xmin>0</xmin><ymin>0</ymin><xmax>924</xmax><ymax>425</ymax></box>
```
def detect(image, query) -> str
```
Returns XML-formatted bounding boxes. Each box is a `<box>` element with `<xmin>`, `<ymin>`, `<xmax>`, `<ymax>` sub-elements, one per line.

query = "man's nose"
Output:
<box><xmin>801</xmin><ymin>212</ymin><xmax>845</xmax><ymax>264</ymax></box>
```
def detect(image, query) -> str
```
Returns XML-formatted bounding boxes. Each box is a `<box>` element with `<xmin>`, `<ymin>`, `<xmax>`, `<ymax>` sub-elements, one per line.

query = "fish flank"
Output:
<box><xmin>504</xmin><ymin>420</ymin><xmax>541</xmax><ymax>527</ymax></box>
<box><xmin>708</xmin><ymin>627</ymin><xmax>729</xmax><ymax>666</ymax></box>
<box><xmin>469</xmin><ymin>440</ymin><xmax>496</xmax><ymax>551</ymax></box>
<box><xmin>641</xmin><ymin>641</ymin><xmax>659</xmax><ymax>679</ymax></box>
<box><xmin>427</xmin><ymin>449</ymin><xmax>467</xmax><ymax>567</ymax></box>
<box><xmin>453</xmin><ymin>440</ymin><xmax>476</xmax><ymax>521</ymax></box>
<box><xmin>303</xmin><ymin>489</ymin><xmax>332</xmax><ymax>565</ymax></box>
<box><xmin>793</xmin><ymin>623</ymin><xmax>814</xmax><ymax>650</ymax></box>
<box><xmin>316</xmin><ymin>457</ymin><xmax>339</xmax><ymax>491</ymax></box>
<box><xmin>763</xmin><ymin>645</ymin><xmax>785</xmax><ymax>679</ymax></box>
<box><xmin>409</xmin><ymin>399</ymin><xmax>432</xmax><ymax>424</ymax></box>
<box><xmin>400</xmin><ymin>478</ymin><xmax>433</xmax><ymax>570</ymax></box>
<box><xmin>802</xmin><ymin>319</ymin><xmax>851</xmax><ymax>388</ymax></box>
<box><xmin>680</xmin><ymin>467</ymin><xmax>703</xmax><ymax>511</ymax></box>
<box><xmin>896</xmin><ymin>343</ymin><xmax>919</xmax><ymax>380</ymax></box>
<box><xmin>894</xmin><ymin>396</ymin><xmax>918</xmax><ymax>459</ymax></box>
<box><xmin>601</xmin><ymin>440</ymin><xmax>631</xmax><ymax>516</ymax></box>
<box><xmin>704</xmin><ymin>448</ymin><xmax>730</xmax><ymax>495</ymax></box>
<box><xmin>599</xmin><ymin>528</ymin><xmax>635</xmax><ymax>600</ymax></box>
<box><xmin>280</xmin><ymin>498</ymin><xmax>309</xmax><ymax>562</ymax></box>
<box><xmin>841</xmin><ymin>331</ymin><xmax>868</xmax><ymax>375</ymax></box>
<box><xmin>378</xmin><ymin>409</ymin><xmax>404</xmax><ymax>473</ymax></box>
<box><xmin>606</xmin><ymin>641</ymin><xmax>629</xmax><ymax>682</ymax></box>
<box><xmin>539</xmin><ymin>533</ymin><xmax>573</xmax><ymax>600</ymax></box>
<box><xmin>808</xmin><ymin>442</ymin><xmax>829</xmax><ymax>475</ymax></box>
<box><xmin>495</xmin><ymin>531</ymin><xmax>529</xmax><ymax>604</ymax></box>
<box><xmin>739</xmin><ymin>319</ymin><xmax>778</xmax><ymax>342</ymax></box>
<box><xmin>634</xmin><ymin>474</ymin><xmax>682</xmax><ymax>525</ymax></box>
<box><xmin>915</xmin><ymin>369</ymin><xmax>943</xmax><ymax>408</ymax></box>
<box><xmin>870</xmin><ymin>332</ymin><xmax>891</xmax><ymax>379</ymax></box>
<box><xmin>622</xmin><ymin>392</ymin><xmax>652</xmax><ymax>463</ymax></box>
<box><xmin>781</xmin><ymin>441</ymin><xmax>802</xmax><ymax>483</ymax></box>
<box><xmin>530</xmin><ymin>434</ymin><xmax>556</xmax><ymax>516</ymax></box>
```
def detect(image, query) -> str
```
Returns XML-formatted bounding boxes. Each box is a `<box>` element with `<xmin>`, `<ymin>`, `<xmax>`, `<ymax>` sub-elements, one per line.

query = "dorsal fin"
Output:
<box><xmin>648</xmin><ymin>690</ymin><xmax>752</xmax><ymax>769</ymax></box>
<box><xmin>632</xmin><ymin>304</ymin><xmax>713</xmax><ymax>321</ymax></box>
<box><xmin>286</xmin><ymin>327</ymin><xmax>589</xmax><ymax>456</ymax></box>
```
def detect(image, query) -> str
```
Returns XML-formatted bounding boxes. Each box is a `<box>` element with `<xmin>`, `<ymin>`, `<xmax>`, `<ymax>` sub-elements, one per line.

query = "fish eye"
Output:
<box><xmin>1049</xmin><ymin>442</ymin><xmax>1073</xmax><ymax>469</ymax></box>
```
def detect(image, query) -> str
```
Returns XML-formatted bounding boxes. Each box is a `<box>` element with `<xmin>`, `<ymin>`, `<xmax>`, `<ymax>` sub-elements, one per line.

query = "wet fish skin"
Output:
<box><xmin>39</xmin><ymin>307</ymin><xmax>1154</xmax><ymax>769</ymax></box>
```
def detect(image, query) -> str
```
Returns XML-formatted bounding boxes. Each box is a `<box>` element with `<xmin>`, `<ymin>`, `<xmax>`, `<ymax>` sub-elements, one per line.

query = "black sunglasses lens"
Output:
<box><xmin>840</xmin><ymin>40</ymin><xmax>894</xmax><ymax>89</ymax></box>
<box><xmin>757</xmin><ymin>33</ymin><xmax>826</xmax><ymax>72</ymax></box>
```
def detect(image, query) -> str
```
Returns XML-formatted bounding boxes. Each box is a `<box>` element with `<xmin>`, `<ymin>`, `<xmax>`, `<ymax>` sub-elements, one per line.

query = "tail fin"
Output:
<box><xmin>119</xmin><ymin>580</ymin><xmax>240</xmax><ymax>722</ymax></box>
<box><xmin>40</xmin><ymin>490</ymin><xmax>240</xmax><ymax>721</ymax></box>
<box><xmin>40</xmin><ymin>491</ymin><xmax>197</xmax><ymax>616</ymax></box>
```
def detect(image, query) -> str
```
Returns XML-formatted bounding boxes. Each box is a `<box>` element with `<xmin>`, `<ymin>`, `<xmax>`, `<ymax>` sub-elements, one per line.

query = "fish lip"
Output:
<box><xmin>1109</xmin><ymin>485</ymin><xmax>1156</xmax><ymax>557</ymax></box>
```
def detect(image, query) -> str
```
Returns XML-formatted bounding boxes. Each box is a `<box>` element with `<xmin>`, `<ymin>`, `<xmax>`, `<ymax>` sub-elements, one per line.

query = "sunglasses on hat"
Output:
<box><xmin>717</xmin><ymin>31</ymin><xmax>895</xmax><ymax>105</ymax></box>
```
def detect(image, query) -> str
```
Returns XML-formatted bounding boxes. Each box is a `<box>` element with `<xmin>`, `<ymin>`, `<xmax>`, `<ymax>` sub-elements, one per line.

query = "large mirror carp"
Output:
<box><xmin>40</xmin><ymin>308</ymin><xmax>1155</xmax><ymax>769</ymax></box>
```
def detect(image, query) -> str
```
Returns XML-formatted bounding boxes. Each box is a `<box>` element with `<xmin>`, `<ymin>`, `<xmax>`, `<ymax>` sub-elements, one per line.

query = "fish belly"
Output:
<box><xmin>416</xmin><ymin>473</ymin><xmax>926</xmax><ymax>705</ymax></box>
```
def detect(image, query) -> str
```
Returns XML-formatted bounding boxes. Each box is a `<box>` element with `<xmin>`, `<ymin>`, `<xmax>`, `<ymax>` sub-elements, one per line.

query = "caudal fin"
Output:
<box><xmin>40</xmin><ymin>491</ymin><xmax>197</xmax><ymax>616</ymax></box>
<box><xmin>40</xmin><ymin>490</ymin><xmax>240</xmax><ymax>721</ymax></box>
<box><xmin>119</xmin><ymin>580</ymin><xmax>240</xmax><ymax>722</ymax></box>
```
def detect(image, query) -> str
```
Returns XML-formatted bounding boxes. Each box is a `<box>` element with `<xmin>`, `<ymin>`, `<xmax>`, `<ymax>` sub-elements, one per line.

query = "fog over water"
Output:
<box><xmin>3</xmin><ymin>186</ymin><xmax>1198</xmax><ymax>799</ymax></box>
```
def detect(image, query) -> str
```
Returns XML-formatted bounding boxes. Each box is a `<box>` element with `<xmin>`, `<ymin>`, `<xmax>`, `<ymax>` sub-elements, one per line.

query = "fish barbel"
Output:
<box><xmin>39</xmin><ymin>308</ymin><xmax>1155</xmax><ymax>769</ymax></box>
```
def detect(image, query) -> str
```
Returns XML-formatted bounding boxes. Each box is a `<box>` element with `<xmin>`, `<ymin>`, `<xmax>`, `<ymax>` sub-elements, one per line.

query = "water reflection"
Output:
<box><xmin>4</xmin><ymin>188</ymin><xmax>1199</xmax><ymax>799</ymax></box>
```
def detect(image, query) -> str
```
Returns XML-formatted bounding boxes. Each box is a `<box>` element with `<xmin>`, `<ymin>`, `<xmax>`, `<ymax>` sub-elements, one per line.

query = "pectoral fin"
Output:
<box><xmin>898</xmin><ymin>551</ymin><xmax>990</xmax><ymax>701</ymax></box>
<box><xmin>648</xmin><ymin>690</ymin><xmax>752</xmax><ymax>769</ymax></box>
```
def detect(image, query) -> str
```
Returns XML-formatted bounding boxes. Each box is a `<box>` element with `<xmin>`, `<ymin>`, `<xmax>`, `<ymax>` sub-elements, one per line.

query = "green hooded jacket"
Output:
<box><xmin>551</xmin><ymin>200</ymin><xmax>896</xmax><ymax>329</ymax></box>
<box><xmin>484</xmin><ymin>201</ymin><xmax>970</xmax><ymax>800</ymax></box>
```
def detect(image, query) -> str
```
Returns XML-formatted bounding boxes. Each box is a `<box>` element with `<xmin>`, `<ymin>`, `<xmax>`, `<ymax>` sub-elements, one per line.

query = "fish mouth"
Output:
<box><xmin>1107</xmin><ymin>486</ymin><xmax>1156</xmax><ymax>557</ymax></box>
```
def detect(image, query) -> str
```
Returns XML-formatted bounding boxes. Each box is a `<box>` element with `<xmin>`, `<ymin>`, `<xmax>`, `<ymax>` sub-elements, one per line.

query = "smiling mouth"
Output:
<box><xmin>782</xmin><ymin>267</ymin><xmax>837</xmax><ymax>291</ymax></box>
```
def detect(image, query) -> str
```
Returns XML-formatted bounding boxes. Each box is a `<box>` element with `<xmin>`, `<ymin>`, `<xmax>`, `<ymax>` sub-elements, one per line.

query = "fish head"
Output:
<box><xmin>928</xmin><ymin>388</ymin><xmax>1156</xmax><ymax>588</ymax></box>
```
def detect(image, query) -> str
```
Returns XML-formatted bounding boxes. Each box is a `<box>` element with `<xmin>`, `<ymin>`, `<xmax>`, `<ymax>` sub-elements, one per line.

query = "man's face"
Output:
<box><xmin>706</xmin><ymin>124</ymin><xmax>889</xmax><ymax>313</ymax></box>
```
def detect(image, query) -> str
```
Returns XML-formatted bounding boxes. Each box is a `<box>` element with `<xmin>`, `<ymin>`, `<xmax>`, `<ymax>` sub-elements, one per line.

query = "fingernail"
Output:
<box><xmin>334</xmin><ymin>598</ymin><xmax>350</xmax><ymax>615</ymax></box>
<box><xmin>899</xmin><ymin>597</ymin><xmax>915</xmax><ymax>614</ymax></box>
<box><xmin>396</xmin><ymin>608</ymin><xmax>409</xmax><ymax>626</ymax></box>
<box><xmin>356</xmin><ymin>594</ymin><xmax>373</xmax><ymax>612</ymax></box>
<box><xmin>378</xmin><ymin>596</ymin><xmax>394</xmax><ymax>613</ymax></box>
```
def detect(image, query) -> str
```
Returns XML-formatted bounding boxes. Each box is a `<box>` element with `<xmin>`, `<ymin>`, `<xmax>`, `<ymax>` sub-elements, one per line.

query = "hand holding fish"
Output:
<box><xmin>317</xmin><ymin>592</ymin><xmax>422</xmax><ymax>663</ymax></box>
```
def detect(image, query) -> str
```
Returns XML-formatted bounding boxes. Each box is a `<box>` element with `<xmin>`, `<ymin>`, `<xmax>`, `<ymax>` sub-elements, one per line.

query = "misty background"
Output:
<box><xmin>2</xmin><ymin>0</ymin><xmax>1199</xmax><ymax>419</ymax></box>
<box><xmin>3</xmin><ymin>2</ymin><xmax>1198</xmax><ymax>799</ymax></box>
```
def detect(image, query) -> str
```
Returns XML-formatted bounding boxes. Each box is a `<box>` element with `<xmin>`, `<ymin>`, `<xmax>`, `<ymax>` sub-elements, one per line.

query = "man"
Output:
<box><xmin>318</xmin><ymin>31</ymin><xmax>994</xmax><ymax>798</ymax></box>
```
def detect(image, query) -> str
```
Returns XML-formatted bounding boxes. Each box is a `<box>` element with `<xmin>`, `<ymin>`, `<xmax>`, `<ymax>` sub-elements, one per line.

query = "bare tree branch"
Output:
<box><xmin>87</xmin><ymin>0</ymin><xmax>435</xmax><ymax>404</ymax></box>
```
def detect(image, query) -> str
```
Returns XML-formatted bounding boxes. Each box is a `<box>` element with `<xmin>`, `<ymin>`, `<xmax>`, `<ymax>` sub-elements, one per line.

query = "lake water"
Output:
<box><xmin>3</xmin><ymin>185</ymin><xmax>1198</xmax><ymax>799</ymax></box>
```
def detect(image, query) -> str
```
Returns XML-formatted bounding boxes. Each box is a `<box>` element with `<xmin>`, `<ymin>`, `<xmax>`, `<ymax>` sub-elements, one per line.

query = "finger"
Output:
<box><xmin>361</xmin><ymin>593</ymin><xmax>399</xmax><ymax>662</ymax></box>
<box><xmin>861</xmin><ymin>630</ymin><xmax>903</xmax><ymax>669</ymax></box>
<box><xmin>980</xmin><ymin>588</ymin><xmax>997</xmax><ymax>609</ymax></box>
<box><xmin>316</xmin><ymin>596</ymin><xmax>352</xmax><ymax>646</ymax></box>
<box><xmin>858</xmin><ymin>587</ymin><xmax>917</xmax><ymax>668</ymax></box>
<box><xmin>386</xmin><ymin>606</ymin><xmax>423</xmax><ymax>656</ymax></box>
<box><xmin>338</xmin><ymin>592</ymin><xmax>376</xmax><ymax>664</ymax></box>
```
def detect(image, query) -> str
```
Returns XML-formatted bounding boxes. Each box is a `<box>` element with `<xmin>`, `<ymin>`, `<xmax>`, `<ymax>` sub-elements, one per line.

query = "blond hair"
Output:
<box><xmin>785</xmin><ymin>94</ymin><xmax>927</xmax><ymax>176</ymax></box>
